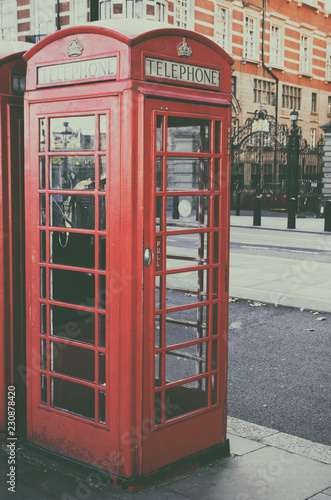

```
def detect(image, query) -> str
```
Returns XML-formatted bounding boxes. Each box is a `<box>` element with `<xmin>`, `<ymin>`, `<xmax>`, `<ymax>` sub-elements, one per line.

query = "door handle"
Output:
<box><xmin>144</xmin><ymin>247</ymin><xmax>152</xmax><ymax>267</ymax></box>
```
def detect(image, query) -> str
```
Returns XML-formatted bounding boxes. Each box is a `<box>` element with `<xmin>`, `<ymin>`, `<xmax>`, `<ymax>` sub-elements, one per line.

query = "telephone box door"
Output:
<box><xmin>143</xmin><ymin>99</ymin><xmax>230</xmax><ymax>473</ymax></box>
<box><xmin>25</xmin><ymin>97</ymin><xmax>120</xmax><ymax>469</ymax></box>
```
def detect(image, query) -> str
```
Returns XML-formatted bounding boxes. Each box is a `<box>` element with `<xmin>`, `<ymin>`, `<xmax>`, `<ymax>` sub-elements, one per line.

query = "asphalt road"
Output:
<box><xmin>227</xmin><ymin>299</ymin><xmax>331</xmax><ymax>447</ymax></box>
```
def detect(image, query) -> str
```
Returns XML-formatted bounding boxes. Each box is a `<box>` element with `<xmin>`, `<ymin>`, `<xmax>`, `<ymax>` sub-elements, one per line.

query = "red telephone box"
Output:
<box><xmin>0</xmin><ymin>42</ymin><xmax>32</xmax><ymax>438</ymax></box>
<box><xmin>24</xmin><ymin>21</ymin><xmax>233</xmax><ymax>487</ymax></box>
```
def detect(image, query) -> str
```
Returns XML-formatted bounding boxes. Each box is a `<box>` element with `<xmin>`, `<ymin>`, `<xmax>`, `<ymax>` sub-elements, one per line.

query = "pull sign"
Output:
<box><xmin>144</xmin><ymin>248</ymin><xmax>152</xmax><ymax>267</ymax></box>
<box><xmin>155</xmin><ymin>236</ymin><xmax>163</xmax><ymax>271</ymax></box>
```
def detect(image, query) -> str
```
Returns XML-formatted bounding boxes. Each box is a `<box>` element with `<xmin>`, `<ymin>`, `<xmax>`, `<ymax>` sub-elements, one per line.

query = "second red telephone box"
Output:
<box><xmin>24</xmin><ymin>20</ymin><xmax>233</xmax><ymax>487</ymax></box>
<box><xmin>0</xmin><ymin>42</ymin><xmax>32</xmax><ymax>439</ymax></box>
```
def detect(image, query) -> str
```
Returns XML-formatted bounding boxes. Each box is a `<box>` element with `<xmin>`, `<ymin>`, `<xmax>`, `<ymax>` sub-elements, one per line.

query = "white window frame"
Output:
<box><xmin>214</xmin><ymin>1</ymin><xmax>232</xmax><ymax>53</ymax></box>
<box><xmin>70</xmin><ymin>0</ymin><xmax>88</xmax><ymax>26</ymax></box>
<box><xmin>174</xmin><ymin>0</ymin><xmax>193</xmax><ymax>29</ymax></box>
<box><xmin>299</xmin><ymin>34</ymin><xmax>312</xmax><ymax>75</ymax></box>
<box><xmin>243</xmin><ymin>8</ymin><xmax>261</xmax><ymax>62</ymax></box>
<box><xmin>310</xmin><ymin>128</ymin><xmax>316</xmax><ymax>149</ymax></box>
<box><xmin>31</xmin><ymin>0</ymin><xmax>56</xmax><ymax>36</ymax></box>
<box><xmin>299</xmin><ymin>24</ymin><xmax>315</xmax><ymax>77</ymax></box>
<box><xmin>155</xmin><ymin>0</ymin><xmax>167</xmax><ymax>22</ymax></box>
<box><xmin>0</xmin><ymin>0</ymin><xmax>17</xmax><ymax>41</ymax></box>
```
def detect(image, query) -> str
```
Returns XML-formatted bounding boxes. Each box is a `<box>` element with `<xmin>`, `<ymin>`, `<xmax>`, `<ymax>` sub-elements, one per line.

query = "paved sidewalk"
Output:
<box><xmin>1</xmin><ymin>417</ymin><xmax>330</xmax><ymax>500</ymax></box>
<box><xmin>230</xmin><ymin>214</ymin><xmax>327</xmax><ymax>233</ymax></box>
<box><xmin>229</xmin><ymin>215</ymin><xmax>331</xmax><ymax>313</ymax></box>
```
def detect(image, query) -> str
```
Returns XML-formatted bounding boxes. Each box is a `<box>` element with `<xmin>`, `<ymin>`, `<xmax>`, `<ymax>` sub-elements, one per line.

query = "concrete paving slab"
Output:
<box><xmin>262</xmin><ymin>433</ymin><xmax>331</xmax><ymax>465</ymax></box>
<box><xmin>166</xmin><ymin>447</ymin><xmax>331</xmax><ymax>500</ymax></box>
<box><xmin>321</xmin><ymin>487</ymin><xmax>331</xmax><ymax>496</ymax></box>
<box><xmin>227</xmin><ymin>417</ymin><xmax>279</xmax><ymax>441</ymax></box>
<box><xmin>228</xmin><ymin>433</ymin><xmax>266</xmax><ymax>456</ymax></box>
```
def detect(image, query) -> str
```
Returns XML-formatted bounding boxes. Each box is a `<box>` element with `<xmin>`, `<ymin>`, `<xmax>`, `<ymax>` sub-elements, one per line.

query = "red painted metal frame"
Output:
<box><xmin>0</xmin><ymin>46</ymin><xmax>29</xmax><ymax>438</ymax></box>
<box><xmin>23</xmin><ymin>23</ymin><xmax>233</xmax><ymax>484</ymax></box>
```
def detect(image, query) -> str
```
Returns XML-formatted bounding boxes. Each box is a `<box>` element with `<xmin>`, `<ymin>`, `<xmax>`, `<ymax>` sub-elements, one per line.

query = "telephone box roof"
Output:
<box><xmin>24</xmin><ymin>19</ymin><xmax>233</xmax><ymax>65</ymax></box>
<box><xmin>0</xmin><ymin>41</ymin><xmax>33</xmax><ymax>64</ymax></box>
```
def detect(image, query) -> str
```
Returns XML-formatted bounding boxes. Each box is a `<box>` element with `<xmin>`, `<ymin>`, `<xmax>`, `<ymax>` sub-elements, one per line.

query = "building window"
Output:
<box><xmin>310</xmin><ymin>129</ymin><xmax>316</xmax><ymax>148</ymax></box>
<box><xmin>270</xmin><ymin>25</ymin><xmax>282</xmax><ymax>67</ymax></box>
<box><xmin>327</xmin><ymin>44</ymin><xmax>331</xmax><ymax>81</ymax></box>
<box><xmin>71</xmin><ymin>0</ymin><xmax>88</xmax><ymax>25</ymax></box>
<box><xmin>244</xmin><ymin>15</ymin><xmax>259</xmax><ymax>61</ymax></box>
<box><xmin>231</xmin><ymin>76</ymin><xmax>237</xmax><ymax>97</ymax></box>
<box><xmin>254</xmin><ymin>79</ymin><xmax>275</xmax><ymax>106</ymax></box>
<box><xmin>328</xmin><ymin>96</ymin><xmax>331</xmax><ymax>115</ymax></box>
<box><xmin>282</xmin><ymin>85</ymin><xmax>301</xmax><ymax>110</ymax></box>
<box><xmin>99</xmin><ymin>0</ymin><xmax>144</xmax><ymax>19</ymax></box>
<box><xmin>156</xmin><ymin>1</ymin><xmax>167</xmax><ymax>22</ymax></box>
<box><xmin>32</xmin><ymin>0</ymin><xmax>56</xmax><ymax>35</ymax></box>
<box><xmin>0</xmin><ymin>0</ymin><xmax>17</xmax><ymax>40</ymax></box>
<box><xmin>299</xmin><ymin>33</ymin><xmax>312</xmax><ymax>75</ymax></box>
<box><xmin>311</xmin><ymin>93</ymin><xmax>317</xmax><ymax>113</ymax></box>
<box><xmin>175</xmin><ymin>0</ymin><xmax>190</xmax><ymax>28</ymax></box>
<box><xmin>215</xmin><ymin>6</ymin><xmax>230</xmax><ymax>52</ymax></box>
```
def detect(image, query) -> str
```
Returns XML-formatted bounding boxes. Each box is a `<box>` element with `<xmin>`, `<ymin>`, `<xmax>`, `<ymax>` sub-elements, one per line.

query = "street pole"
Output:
<box><xmin>287</xmin><ymin>109</ymin><xmax>300</xmax><ymax>228</ymax></box>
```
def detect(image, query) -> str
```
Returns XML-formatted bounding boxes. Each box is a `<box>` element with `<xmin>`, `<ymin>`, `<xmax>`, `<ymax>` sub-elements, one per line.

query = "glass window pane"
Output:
<box><xmin>167</xmin><ymin>117</ymin><xmax>210</xmax><ymax>153</ymax></box>
<box><xmin>51</xmin><ymin>377</ymin><xmax>94</xmax><ymax>420</ymax></box>
<box><xmin>51</xmin><ymin>305</ymin><xmax>95</xmax><ymax>345</ymax></box>
<box><xmin>215</xmin><ymin>121</ymin><xmax>221</xmax><ymax>154</ymax></box>
<box><xmin>156</xmin><ymin>196</ymin><xmax>162</xmax><ymax>232</ymax></box>
<box><xmin>50</xmin><ymin>156</ymin><xmax>95</xmax><ymax>190</ymax></box>
<box><xmin>99</xmin><ymin>115</ymin><xmax>107</xmax><ymax>150</ymax></box>
<box><xmin>99</xmin><ymin>196</ymin><xmax>106</xmax><ymax>230</ymax></box>
<box><xmin>41</xmin><ymin>374</ymin><xmax>47</xmax><ymax>405</ymax></box>
<box><xmin>166</xmin><ymin>196</ymin><xmax>209</xmax><ymax>230</ymax></box>
<box><xmin>155</xmin><ymin>353</ymin><xmax>162</xmax><ymax>387</ymax></box>
<box><xmin>40</xmin><ymin>194</ymin><xmax>46</xmax><ymax>226</ymax></box>
<box><xmin>40</xmin><ymin>267</ymin><xmax>46</xmax><ymax>299</ymax></box>
<box><xmin>99</xmin><ymin>235</ymin><xmax>106</xmax><ymax>270</ymax></box>
<box><xmin>39</xmin><ymin>119</ymin><xmax>46</xmax><ymax>152</ymax></box>
<box><xmin>155</xmin><ymin>275</ymin><xmax>162</xmax><ymax>310</ymax></box>
<box><xmin>100</xmin><ymin>156</ymin><xmax>106</xmax><ymax>190</ymax></box>
<box><xmin>40</xmin><ymin>231</ymin><xmax>46</xmax><ymax>263</ymax></box>
<box><xmin>50</xmin><ymin>232</ymin><xmax>95</xmax><ymax>269</ymax></box>
<box><xmin>41</xmin><ymin>303</ymin><xmax>47</xmax><ymax>334</ymax></box>
<box><xmin>166</xmin><ymin>342</ymin><xmax>208</xmax><ymax>384</ymax></box>
<box><xmin>40</xmin><ymin>339</ymin><xmax>47</xmax><ymax>370</ymax></box>
<box><xmin>50</xmin><ymin>194</ymin><xmax>95</xmax><ymax>230</ymax></box>
<box><xmin>166</xmin><ymin>269</ymin><xmax>209</xmax><ymax>309</ymax></box>
<box><xmin>165</xmin><ymin>379</ymin><xmax>208</xmax><ymax>420</ymax></box>
<box><xmin>156</xmin><ymin>157</ymin><xmax>162</xmax><ymax>191</ymax></box>
<box><xmin>50</xmin><ymin>269</ymin><xmax>95</xmax><ymax>306</ymax></box>
<box><xmin>155</xmin><ymin>315</ymin><xmax>162</xmax><ymax>349</ymax></box>
<box><xmin>99</xmin><ymin>391</ymin><xmax>106</xmax><ymax>424</ymax></box>
<box><xmin>99</xmin><ymin>314</ymin><xmax>106</xmax><ymax>348</ymax></box>
<box><xmin>51</xmin><ymin>341</ymin><xmax>95</xmax><ymax>382</ymax></box>
<box><xmin>166</xmin><ymin>232</ymin><xmax>209</xmax><ymax>270</ymax></box>
<box><xmin>99</xmin><ymin>353</ymin><xmax>106</xmax><ymax>386</ymax></box>
<box><xmin>50</xmin><ymin>116</ymin><xmax>95</xmax><ymax>151</ymax></box>
<box><xmin>166</xmin><ymin>306</ymin><xmax>208</xmax><ymax>346</ymax></box>
<box><xmin>167</xmin><ymin>158</ymin><xmax>209</xmax><ymax>191</ymax></box>
<box><xmin>99</xmin><ymin>275</ymin><xmax>106</xmax><ymax>310</ymax></box>
<box><xmin>156</xmin><ymin>115</ymin><xmax>164</xmax><ymax>151</ymax></box>
<box><xmin>40</xmin><ymin>157</ymin><xmax>45</xmax><ymax>188</ymax></box>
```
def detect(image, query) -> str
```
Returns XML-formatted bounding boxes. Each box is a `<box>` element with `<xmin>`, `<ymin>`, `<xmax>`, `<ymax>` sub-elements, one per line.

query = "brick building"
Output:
<box><xmin>1</xmin><ymin>0</ymin><xmax>331</xmax><ymax>195</ymax></box>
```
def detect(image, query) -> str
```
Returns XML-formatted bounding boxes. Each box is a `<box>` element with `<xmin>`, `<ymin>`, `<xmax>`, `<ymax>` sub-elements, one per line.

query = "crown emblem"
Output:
<box><xmin>68</xmin><ymin>37</ymin><xmax>84</xmax><ymax>57</ymax></box>
<box><xmin>177</xmin><ymin>38</ymin><xmax>193</xmax><ymax>59</ymax></box>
